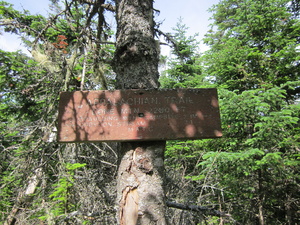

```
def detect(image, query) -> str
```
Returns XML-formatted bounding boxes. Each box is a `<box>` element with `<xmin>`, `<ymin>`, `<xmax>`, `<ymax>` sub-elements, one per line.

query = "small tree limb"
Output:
<box><xmin>154</xmin><ymin>29</ymin><xmax>177</xmax><ymax>47</ymax></box>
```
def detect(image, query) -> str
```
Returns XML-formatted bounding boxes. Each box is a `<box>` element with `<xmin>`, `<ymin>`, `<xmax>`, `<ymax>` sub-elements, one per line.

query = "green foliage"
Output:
<box><xmin>0</xmin><ymin>0</ymin><xmax>299</xmax><ymax>224</ymax></box>
<box><xmin>0</xmin><ymin>1</ymin><xmax>116</xmax><ymax>224</ymax></box>
<box><xmin>39</xmin><ymin>163</ymin><xmax>86</xmax><ymax>221</ymax></box>
<box><xmin>202</xmin><ymin>86</ymin><xmax>299</xmax><ymax>222</ymax></box>
<box><xmin>0</xmin><ymin>50</ymin><xmax>45</xmax><ymax>122</ymax></box>
<box><xmin>159</xmin><ymin>19</ymin><xmax>205</xmax><ymax>88</ymax></box>
<box><xmin>0</xmin><ymin>169</ymin><xmax>22</xmax><ymax>220</ymax></box>
<box><xmin>204</xmin><ymin>0</ymin><xmax>300</xmax><ymax>93</ymax></box>
<box><xmin>0</xmin><ymin>1</ymin><xmax>47</xmax><ymax>41</ymax></box>
<box><xmin>162</xmin><ymin>1</ymin><xmax>300</xmax><ymax>223</ymax></box>
<box><xmin>165</xmin><ymin>85</ymin><xmax>299</xmax><ymax>223</ymax></box>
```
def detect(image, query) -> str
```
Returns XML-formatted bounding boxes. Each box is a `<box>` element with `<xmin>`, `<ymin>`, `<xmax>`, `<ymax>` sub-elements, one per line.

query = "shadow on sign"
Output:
<box><xmin>57</xmin><ymin>89</ymin><xmax>222</xmax><ymax>142</ymax></box>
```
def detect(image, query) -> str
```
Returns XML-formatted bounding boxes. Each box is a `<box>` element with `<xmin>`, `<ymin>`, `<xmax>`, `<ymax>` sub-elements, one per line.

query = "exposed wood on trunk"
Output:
<box><xmin>120</xmin><ymin>187</ymin><xmax>139</xmax><ymax>225</ymax></box>
<box><xmin>117</xmin><ymin>142</ymin><xmax>167</xmax><ymax>224</ymax></box>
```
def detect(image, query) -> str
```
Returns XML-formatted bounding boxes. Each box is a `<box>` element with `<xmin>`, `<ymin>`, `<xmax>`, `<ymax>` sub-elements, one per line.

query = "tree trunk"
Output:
<box><xmin>258</xmin><ymin>170</ymin><xmax>265</xmax><ymax>225</ymax></box>
<box><xmin>113</xmin><ymin>0</ymin><xmax>167</xmax><ymax>224</ymax></box>
<box><xmin>113</xmin><ymin>0</ymin><xmax>160</xmax><ymax>90</ymax></box>
<box><xmin>117</xmin><ymin>142</ymin><xmax>167</xmax><ymax>224</ymax></box>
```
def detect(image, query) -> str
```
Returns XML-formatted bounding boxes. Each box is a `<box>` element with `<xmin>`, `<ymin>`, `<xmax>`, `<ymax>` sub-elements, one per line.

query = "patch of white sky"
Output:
<box><xmin>0</xmin><ymin>0</ymin><xmax>220</xmax><ymax>55</ymax></box>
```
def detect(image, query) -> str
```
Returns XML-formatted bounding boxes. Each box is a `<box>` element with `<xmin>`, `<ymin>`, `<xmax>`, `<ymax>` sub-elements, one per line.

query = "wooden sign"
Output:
<box><xmin>57</xmin><ymin>89</ymin><xmax>222</xmax><ymax>142</ymax></box>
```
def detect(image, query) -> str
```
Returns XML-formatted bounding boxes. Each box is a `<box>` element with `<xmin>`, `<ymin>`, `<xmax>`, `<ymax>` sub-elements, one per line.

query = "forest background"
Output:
<box><xmin>0</xmin><ymin>0</ymin><xmax>299</xmax><ymax>224</ymax></box>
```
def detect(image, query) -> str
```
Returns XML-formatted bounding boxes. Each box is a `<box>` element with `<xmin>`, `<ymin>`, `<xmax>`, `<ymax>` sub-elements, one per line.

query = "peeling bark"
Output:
<box><xmin>117</xmin><ymin>142</ymin><xmax>167</xmax><ymax>224</ymax></box>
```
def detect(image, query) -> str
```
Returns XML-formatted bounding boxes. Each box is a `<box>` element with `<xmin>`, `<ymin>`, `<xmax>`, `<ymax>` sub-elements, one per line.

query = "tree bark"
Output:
<box><xmin>117</xmin><ymin>142</ymin><xmax>167</xmax><ymax>224</ymax></box>
<box><xmin>113</xmin><ymin>0</ymin><xmax>167</xmax><ymax>224</ymax></box>
<box><xmin>113</xmin><ymin>0</ymin><xmax>160</xmax><ymax>90</ymax></box>
<box><xmin>258</xmin><ymin>169</ymin><xmax>265</xmax><ymax>225</ymax></box>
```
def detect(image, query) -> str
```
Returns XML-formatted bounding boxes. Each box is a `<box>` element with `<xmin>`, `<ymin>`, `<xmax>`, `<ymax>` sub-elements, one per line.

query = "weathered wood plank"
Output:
<box><xmin>57</xmin><ymin>89</ymin><xmax>222</xmax><ymax>142</ymax></box>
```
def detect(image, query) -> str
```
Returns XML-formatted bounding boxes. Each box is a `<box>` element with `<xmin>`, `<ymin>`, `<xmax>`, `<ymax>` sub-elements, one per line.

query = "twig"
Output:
<box><xmin>154</xmin><ymin>29</ymin><xmax>177</xmax><ymax>47</ymax></box>
<box><xmin>78</xmin><ymin>155</ymin><xmax>117</xmax><ymax>167</ymax></box>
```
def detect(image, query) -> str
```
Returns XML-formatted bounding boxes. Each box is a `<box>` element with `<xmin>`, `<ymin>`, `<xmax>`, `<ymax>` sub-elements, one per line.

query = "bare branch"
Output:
<box><xmin>78</xmin><ymin>155</ymin><xmax>117</xmax><ymax>167</ymax></box>
<box><xmin>166</xmin><ymin>201</ymin><xmax>231</xmax><ymax>218</ymax></box>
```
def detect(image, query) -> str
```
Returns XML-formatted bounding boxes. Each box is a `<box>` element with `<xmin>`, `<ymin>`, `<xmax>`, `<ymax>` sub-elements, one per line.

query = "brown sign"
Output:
<box><xmin>57</xmin><ymin>89</ymin><xmax>222</xmax><ymax>142</ymax></box>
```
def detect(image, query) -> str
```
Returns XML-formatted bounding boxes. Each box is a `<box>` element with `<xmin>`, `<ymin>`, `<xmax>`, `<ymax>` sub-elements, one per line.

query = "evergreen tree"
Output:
<box><xmin>159</xmin><ymin>19</ymin><xmax>204</xmax><ymax>89</ymax></box>
<box><xmin>204</xmin><ymin>0</ymin><xmax>300</xmax><ymax>96</ymax></box>
<box><xmin>160</xmin><ymin>0</ymin><xmax>300</xmax><ymax>224</ymax></box>
<box><xmin>199</xmin><ymin>0</ymin><xmax>300</xmax><ymax>223</ymax></box>
<box><xmin>2</xmin><ymin>0</ymin><xmax>299</xmax><ymax>224</ymax></box>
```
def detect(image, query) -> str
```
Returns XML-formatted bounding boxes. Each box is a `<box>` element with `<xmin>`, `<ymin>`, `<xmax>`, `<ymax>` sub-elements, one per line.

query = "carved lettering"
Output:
<box><xmin>79</xmin><ymin>121</ymin><xmax>113</xmax><ymax>128</ymax></box>
<box><xmin>84</xmin><ymin>97</ymin><xmax>160</xmax><ymax>107</ymax></box>
<box><xmin>164</xmin><ymin>96</ymin><xmax>193</xmax><ymax>104</ymax></box>
<box><xmin>63</xmin><ymin>105</ymin><xmax>204</xmax><ymax>129</ymax></box>
<box><xmin>106</xmin><ymin>116</ymin><xmax>118</xmax><ymax>121</ymax></box>
<box><xmin>136</xmin><ymin>120</ymin><xmax>146</xmax><ymax>126</ymax></box>
<box><xmin>121</xmin><ymin>108</ymin><xmax>131</xmax><ymax>114</ymax></box>
<box><xmin>95</xmin><ymin>108</ymin><xmax>114</xmax><ymax>115</ymax></box>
